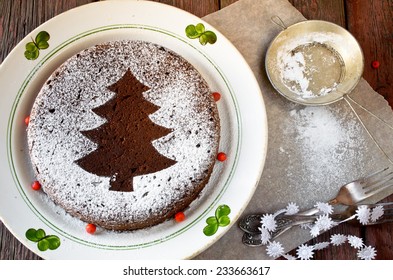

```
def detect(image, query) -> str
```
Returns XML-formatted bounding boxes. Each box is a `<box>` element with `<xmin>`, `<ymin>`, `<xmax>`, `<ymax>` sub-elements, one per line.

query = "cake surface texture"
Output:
<box><xmin>27</xmin><ymin>40</ymin><xmax>220</xmax><ymax>230</ymax></box>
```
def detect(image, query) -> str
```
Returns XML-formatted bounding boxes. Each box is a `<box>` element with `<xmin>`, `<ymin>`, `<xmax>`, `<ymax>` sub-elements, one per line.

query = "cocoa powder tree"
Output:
<box><xmin>76</xmin><ymin>69</ymin><xmax>176</xmax><ymax>192</ymax></box>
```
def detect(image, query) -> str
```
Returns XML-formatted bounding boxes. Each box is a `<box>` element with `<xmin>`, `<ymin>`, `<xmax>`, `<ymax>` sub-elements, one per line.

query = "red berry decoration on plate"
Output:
<box><xmin>174</xmin><ymin>212</ymin><xmax>185</xmax><ymax>222</ymax></box>
<box><xmin>371</xmin><ymin>60</ymin><xmax>380</xmax><ymax>69</ymax></box>
<box><xmin>86</xmin><ymin>223</ymin><xmax>96</xmax><ymax>234</ymax></box>
<box><xmin>217</xmin><ymin>152</ymin><xmax>227</xmax><ymax>162</ymax></box>
<box><xmin>24</xmin><ymin>116</ymin><xmax>30</xmax><ymax>126</ymax></box>
<box><xmin>31</xmin><ymin>181</ymin><xmax>41</xmax><ymax>191</ymax></box>
<box><xmin>212</xmin><ymin>92</ymin><xmax>221</xmax><ymax>101</ymax></box>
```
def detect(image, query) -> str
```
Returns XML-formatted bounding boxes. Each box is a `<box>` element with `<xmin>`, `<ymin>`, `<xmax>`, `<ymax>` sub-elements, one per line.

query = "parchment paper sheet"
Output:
<box><xmin>195</xmin><ymin>0</ymin><xmax>393</xmax><ymax>259</ymax></box>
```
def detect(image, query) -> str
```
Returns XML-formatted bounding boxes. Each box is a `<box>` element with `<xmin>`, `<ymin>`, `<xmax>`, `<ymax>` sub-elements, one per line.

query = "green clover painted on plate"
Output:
<box><xmin>24</xmin><ymin>31</ymin><xmax>50</xmax><ymax>60</ymax></box>
<box><xmin>25</xmin><ymin>228</ymin><xmax>61</xmax><ymax>251</ymax></box>
<box><xmin>203</xmin><ymin>204</ymin><xmax>231</xmax><ymax>236</ymax></box>
<box><xmin>185</xmin><ymin>23</ymin><xmax>217</xmax><ymax>46</ymax></box>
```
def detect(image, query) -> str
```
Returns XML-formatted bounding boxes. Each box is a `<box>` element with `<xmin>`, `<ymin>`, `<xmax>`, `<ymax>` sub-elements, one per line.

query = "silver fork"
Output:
<box><xmin>240</xmin><ymin>167</ymin><xmax>393</xmax><ymax>244</ymax></box>
<box><xmin>242</xmin><ymin>202</ymin><xmax>393</xmax><ymax>247</ymax></box>
<box><xmin>302</xmin><ymin>166</ymin><xmax>393</xmax><ymax>214</ymax></box>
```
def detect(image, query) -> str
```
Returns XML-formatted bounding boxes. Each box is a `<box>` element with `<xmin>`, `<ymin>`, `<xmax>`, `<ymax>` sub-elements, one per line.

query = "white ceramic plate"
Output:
<box><xmin>0</xmin><ymin>1</ymin><xmax>267</xmax><ymax>259</ymax></box>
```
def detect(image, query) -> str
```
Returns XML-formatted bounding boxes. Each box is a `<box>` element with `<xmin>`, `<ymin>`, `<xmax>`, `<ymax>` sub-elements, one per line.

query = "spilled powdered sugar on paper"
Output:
<box><xmin>27</xmin><ymin>40</ymin><xmax>220</xmax><ymax>228</ymax></box>
<box><xmin>281</xmin><ymin>105</ymin><xmax>367</xmax><ymax>191</ymax></box>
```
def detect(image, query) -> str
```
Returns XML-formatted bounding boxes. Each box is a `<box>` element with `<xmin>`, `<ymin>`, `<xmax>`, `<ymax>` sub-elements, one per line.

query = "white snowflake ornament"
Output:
<box><xmin>259</xmin><ymin>227</ymin><xmax>271</xmax><ymax>245</ymax></box>
<box><xmin>348</xmin><ymin>235</ymin><xmax>364</xmax><ymax>249</ymax></box>
<box><xmin>315</xmin><ymin>214</ymin><xmax>335</xmax><ymax>231</ymax></box>
<box><xmin>296</xmin><ymin>244</ymin><xmax>314</xmax><ymax>260</ymax></box>
<box><xmin>285</xmin><ymin>202</ymin><xmax>300</xmax><ymax>215</ymax></box>
<box><xmin>356</xmin><ymin>205</ymin><xmax>371</xmax><ymax>225</ymax></box>
<box><xmin>357</xmin><ymin>246</ymin><xmax>377</xmax><ymax>260</ymax></box>
<box><xmin>266</xmin><ymin>241</ymin><xmax>284</xmax><ymax>258</ymax></box>
<box><xmin>330</xmin><ymin>234</ymin><xmax>347</xmax><ymax>246</ymax></box>
<box><xmin>314</xmin><ymin>202</ymin><xmax>333</xmax><ymax>215</ymax></box>
<box><xmin>370</xmin><ymin>205</ymin><xmax>384</xmax><ymax>222</ymax></box>
<box><xmin>310</xmin><ymin>225</ymin><xmax>320</xmax><ymax>237</ymax></box>
<box><xmin>260</xmin><ymin>214</ymin><xmax>277</xmax><ymax>231</ymax></box>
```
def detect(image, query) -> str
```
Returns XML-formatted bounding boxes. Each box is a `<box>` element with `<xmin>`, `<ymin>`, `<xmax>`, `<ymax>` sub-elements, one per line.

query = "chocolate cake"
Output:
<box><xmin>27</xmin><ymin>40</ymin><xmax>220</xmax><ymax>231</ymax></box>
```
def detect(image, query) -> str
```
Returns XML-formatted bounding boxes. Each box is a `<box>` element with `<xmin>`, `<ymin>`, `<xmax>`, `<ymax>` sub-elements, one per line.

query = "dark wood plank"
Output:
<box><xmin>288</xmin><ymin>0</ymin><xmax>346</xmax><ymax>26</ymax></box>
<box><xmin>346</xmin><ymin>0</ymin><xmax>393</xmax><ymax>109</ymax></box>
<box><xmin>157</xmin><ymin>0</ymin><xmax>219</xmax><ymax>17</ymax></box>
<box><xmin>0</xmin><ymin>224</ymin><xmax>41</xmax><ymax>260</ymax></box>
<box><xmin>0</xmin><ymin>222</ymin><xmax>4</xmax><ymax>259</ymax></box>
<box><xmin>365</xmin><ymin>224</ymin><xmax>393</xmax><ymax>260</ymax></box>
<box><xmin>0</xmin><ymin>0</ymin><xmax>93</xmax><ymax>62</ymax></box>
<box><xmin>220</xmin><ymin>0</ymin><xmax>238</xmax><ymax>8</ymax></box>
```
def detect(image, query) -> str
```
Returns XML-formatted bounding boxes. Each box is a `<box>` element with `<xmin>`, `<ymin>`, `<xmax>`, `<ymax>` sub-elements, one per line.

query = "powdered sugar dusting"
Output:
<box><xmin>277</xmin><ymin>32</ymin><xmax>345</xmax><ymax>99</ymax></box>
<box><xmin>283</xmin><ymin>105</ymin><xmax>367</xmax><ymax>186</ymax></box>
<box><xmin>27</xmin><ymin>40</ymin><xmax>220</xmax><ymax>230</ymax></box>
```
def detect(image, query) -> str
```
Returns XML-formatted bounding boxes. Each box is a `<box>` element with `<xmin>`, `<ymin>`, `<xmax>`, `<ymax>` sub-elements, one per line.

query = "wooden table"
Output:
<box><xmin>1</xmin><ymin>0</ymin><xmax>392</xmax><ymax>260</ymax></box>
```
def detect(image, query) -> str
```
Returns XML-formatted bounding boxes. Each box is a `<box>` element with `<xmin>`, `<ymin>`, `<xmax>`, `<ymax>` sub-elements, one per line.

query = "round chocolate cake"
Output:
<box><xmin>27</xmin><ymin>40</ymin><xmax>220</xmax><ymax>231</ymax></box>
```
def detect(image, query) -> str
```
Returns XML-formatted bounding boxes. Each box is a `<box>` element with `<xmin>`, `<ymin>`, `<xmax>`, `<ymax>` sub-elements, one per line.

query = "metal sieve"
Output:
<box><xmin>265</xmin><ymin>17</ymin><xmax>364</xmax><ymax>106</ymax></box>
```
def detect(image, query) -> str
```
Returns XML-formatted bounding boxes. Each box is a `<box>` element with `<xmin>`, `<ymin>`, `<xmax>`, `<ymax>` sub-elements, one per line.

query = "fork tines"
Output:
<box><xmin>363</xmin><ymin>167</ymin><xmax>393</xmax><ymax>194</ymax></box>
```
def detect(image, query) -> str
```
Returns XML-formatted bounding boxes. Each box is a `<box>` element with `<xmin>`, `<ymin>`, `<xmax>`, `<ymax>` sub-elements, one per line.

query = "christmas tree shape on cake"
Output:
<box><xmin>76</xmin><ymin>69</ymin><xmax>177</xmax><ymax>192</ymax></box>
